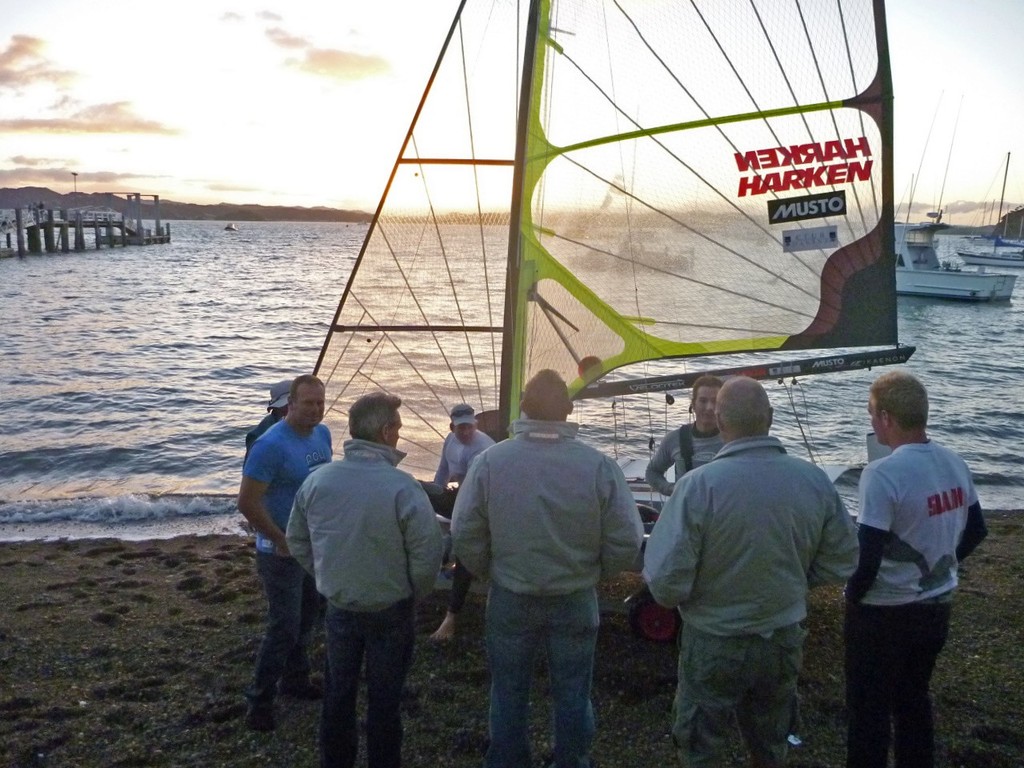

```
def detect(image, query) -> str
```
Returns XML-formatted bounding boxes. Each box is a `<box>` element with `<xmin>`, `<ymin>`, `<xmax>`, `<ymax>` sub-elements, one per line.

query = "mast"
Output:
<box><xmin>997</xmin><ymin>152</ymin><xmax>1010</xmax><ymax>238</ymax></box>
<box><xmin>497</xmin><ymin>0</ymin><xmax>545</xmax><ymax>436</ymax></box>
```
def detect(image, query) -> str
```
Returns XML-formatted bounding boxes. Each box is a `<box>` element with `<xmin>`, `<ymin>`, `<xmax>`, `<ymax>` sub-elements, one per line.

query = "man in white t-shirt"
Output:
<box><xmin>844</xmin><ymin>370</ymin><xmax>988</xmax><ymax>768</ymax></box>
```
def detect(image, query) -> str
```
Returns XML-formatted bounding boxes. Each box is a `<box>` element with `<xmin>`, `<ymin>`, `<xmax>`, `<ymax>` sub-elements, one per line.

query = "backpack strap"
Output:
<box><xmin>678</xmin><ymin>424</ymin><xmax>694</xmax><ymax>472</ymax></box>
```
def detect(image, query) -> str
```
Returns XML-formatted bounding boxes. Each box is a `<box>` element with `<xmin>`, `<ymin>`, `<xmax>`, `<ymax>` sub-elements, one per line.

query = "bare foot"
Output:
<box><xmin>430</xmin><ymin>613</ymin><xmax>457</xmax><ymax>642</ymax></box>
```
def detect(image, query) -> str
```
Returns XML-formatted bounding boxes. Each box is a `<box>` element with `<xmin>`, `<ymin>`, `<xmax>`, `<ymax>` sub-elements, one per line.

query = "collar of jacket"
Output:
<box><xmin>714</xmin><ymin>434</ymin><xmax>787</xmax><ymax>460</ymax></box>
<box><xmin>510</xmin><ymin>418</ymin><xmax>580</xmax><ymax>441</ymax></box>
<box><xmin>342</xmin><ymin>438</ymin><xmax>407</xmax><ymax>467</ymax></box>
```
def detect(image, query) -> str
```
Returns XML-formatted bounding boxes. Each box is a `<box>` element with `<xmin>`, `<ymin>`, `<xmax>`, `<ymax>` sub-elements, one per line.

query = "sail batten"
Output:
<box><xmin>314</xmin><ymin>0</ymin><xmax>898</xmax><ymax>477</ymax></box>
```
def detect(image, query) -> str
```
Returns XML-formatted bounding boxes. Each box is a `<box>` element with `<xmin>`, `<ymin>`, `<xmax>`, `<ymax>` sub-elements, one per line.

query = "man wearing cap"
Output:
<box><xmin>434</xmin><ymin>403</ymin><xmax>496</xmax><ymax>487</ymax></box>
<box><xmin>239</xmin><ymin>374</ymin><xmax>332</xmax><ymax>732</ymax></box>
<box><xmin>430</xmin><ymin>403</ymin><xmax>496</xmax><ymax>641</ymax></box>
<box><xmin>244</xmin><ymin>379</ymin><xmax>292</xmax><ymax>464</ymax></box>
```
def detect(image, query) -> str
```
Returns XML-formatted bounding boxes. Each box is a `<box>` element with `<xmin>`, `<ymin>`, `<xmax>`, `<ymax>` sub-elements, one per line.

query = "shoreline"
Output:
<box><xmin>1</xmin><ymin>515</ymin><xmax>1021</xmax><ymax>767</ymax></box>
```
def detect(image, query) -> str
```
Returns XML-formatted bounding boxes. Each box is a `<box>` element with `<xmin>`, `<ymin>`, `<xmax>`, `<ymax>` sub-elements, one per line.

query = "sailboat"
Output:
<box><xmin>958</xmin><ymin>153</ymin><xmax>1024</xmax><ymax>268</ymax></box>
<box><xmin>314</xmin><ymin>0</ymin><xmax>911</xmax><ymax>507</ymax></box>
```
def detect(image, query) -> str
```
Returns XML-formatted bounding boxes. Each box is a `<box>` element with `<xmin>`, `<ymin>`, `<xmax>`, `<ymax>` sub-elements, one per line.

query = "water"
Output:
<box><xmin>1</xmin><ymin>224</ymin><xmax>1021</xmax><ymax>539</ymax></box>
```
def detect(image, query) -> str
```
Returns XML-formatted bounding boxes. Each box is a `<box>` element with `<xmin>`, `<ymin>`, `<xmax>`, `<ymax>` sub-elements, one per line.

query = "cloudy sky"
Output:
<box><xmin>2</xmin><ymin>0</ymin><xmax>1022</xmax><ymax>223</ymax></box>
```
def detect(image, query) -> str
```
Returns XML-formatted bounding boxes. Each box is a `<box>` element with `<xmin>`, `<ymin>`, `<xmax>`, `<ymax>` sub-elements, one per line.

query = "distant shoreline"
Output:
<box><xmin>0</xmin><ymin>187</ymin><xmax>373</xmax><ymax>224</ymax></box>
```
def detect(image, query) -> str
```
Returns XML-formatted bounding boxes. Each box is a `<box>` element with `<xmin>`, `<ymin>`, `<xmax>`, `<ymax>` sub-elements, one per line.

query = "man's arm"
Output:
<box><xmin>434</xmin><ymin>437</ymin><xmax>451</xmax><ymax>486</ymax></box>
<box><xmin>285</xmin><ymin>486</ymin><xmax>313</xmax><ymax>576</ymax></box>
<box><xmin>238</xmin><ymin>476</ymin><xmax>289</xmax><ymax>556</ymax></box>
<box><xmin>451</xmin><ymin>457</ymin><xmax>491</xmax><ymax>578</ymax></box>
<box><xmin>399</xmin><ymin>483</ymin><xmax>445</xmax><ymax>601</ymax></box>
<box><xmin>844</xmin><ymin>523</ymin><xmax>888</xmax><ymax>603</ymax></box>
<box><xmin>599</xmin><ymin>460</ymin><xmax>644</xmax><ymax>578</ymax></box>
<box><xmin>642</xmin><ymin>478</ymin><xmax>700</xmax><ymax>608</ymax></box>
<box><xmin>956</xmin><ymin>501</ymin><xmax>987</xmax><ymax>561</ymax></box>
<box><xmin>644</xmin><ymin>431</ymin><xmax>677</xmax><ymax>497</ymax></box>
<box><xmin>806</xmin><ymin>491</ymin><xmax>859</xmax><ymax>588</ymax></box>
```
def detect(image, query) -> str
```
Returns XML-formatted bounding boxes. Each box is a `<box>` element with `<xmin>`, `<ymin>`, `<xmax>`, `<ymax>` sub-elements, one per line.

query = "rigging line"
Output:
<box><xmin>374</xmin><ymin>204</ymin><xmax>470</xmax><ymax>412</ymax></box>
<box><xmin>551</xmin><ymin>223</ymin><xmax>818</xmax><ymax>322</ymax></box>
<box><xmin>782</xmin><ymin>379</ymin><xmax>820</xmax><ymax>465</ymax></box>
<box><xmin>456</xmin><ymin>20</ymin><xmax>497</xmax><ymax>410</ymax></box>
<box><xmin>315</xmin><ymin>0</ymin><xmax>471</xmax><ymax>380</ymax></box>
<box><xmin>563</xmin><ymin>157</ymin><xmax>826</xmax><ymax>302</ymax></box>
<box><xmin>551</xmin><ymin>55</ymin><xmax>831</xmax><ymax>284</ymax></box>
<box><xmin>347</xmin><ymin>363</ymin><xmax>449</xmax><ymax>447</ymax></box>
<box><xmin>936</xmin><ymin>96</ymin><xmax>963</xmax><ymax>218</ymax></box>
<box><xmin>752</xmin><ymin>0</ymin><xmax>873</xmax><ymax>236</ymax></box>
<box><xmin>908</xmin><ymin>93</ymin><xmax>944</xmax><ymax>219</ymax></box>
<box><xmin>607</xmin><ymin>2</ymin><xmax>834</xmax><ymax>262</ymax></box>
<box><xmin>596</xmin><ymin>0</ymin><xmax>655</xmax><ymax>441</ymax></box>
<box><xmin>833</xmin><ymin>0</ymin><xmax>880</xmax><ymax>221</ymax></box>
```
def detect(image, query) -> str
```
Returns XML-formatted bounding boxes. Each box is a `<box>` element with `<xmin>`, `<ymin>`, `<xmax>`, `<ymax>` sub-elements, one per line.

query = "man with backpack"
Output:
<box><xmin>645</xmin><ymin>374</ymin><xmax>724</xmax><ymax>496</ymax></box>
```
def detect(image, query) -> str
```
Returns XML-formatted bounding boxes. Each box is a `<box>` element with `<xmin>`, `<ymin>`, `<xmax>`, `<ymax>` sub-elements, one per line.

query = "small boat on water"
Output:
<box><xmin>895</xmin><ymin>220</ymin><xmax>1017</xmax><ymax>301</ymax></box>
<box><xmin>957</xmin><ymin>248</ymin><xmax>1024</xmax><ymax>268</ymax></box>
<box><xmin>224</xmin><ymin>223</ymin><xmax>238</xmax><ymax>232</ymax></box>
<box><xmin>957</xmin><ymin>153</ymin><xmax>1024</xmax><ymax>267</ymax></box>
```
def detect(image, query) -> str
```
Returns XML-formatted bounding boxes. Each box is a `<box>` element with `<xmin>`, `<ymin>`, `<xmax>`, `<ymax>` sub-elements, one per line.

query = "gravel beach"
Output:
<box><xmin>1</xmin><ymin>513</ymin><xmax>1021</xmax><ymax>767</ymax></box>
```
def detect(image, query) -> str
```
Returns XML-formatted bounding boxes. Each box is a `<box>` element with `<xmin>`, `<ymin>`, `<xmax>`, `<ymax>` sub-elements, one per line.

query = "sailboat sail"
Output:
<box><xmin>315</xmin><ymin>0</ymin><xmax>900</xmax><ymax>478</ymax></box>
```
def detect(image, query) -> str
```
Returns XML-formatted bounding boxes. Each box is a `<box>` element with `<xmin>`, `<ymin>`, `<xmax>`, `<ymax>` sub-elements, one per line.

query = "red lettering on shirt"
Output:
<box><xmin>927</xmin><ymin>486</ymin><xmax>965</xmax><ymax>516</ymax></box>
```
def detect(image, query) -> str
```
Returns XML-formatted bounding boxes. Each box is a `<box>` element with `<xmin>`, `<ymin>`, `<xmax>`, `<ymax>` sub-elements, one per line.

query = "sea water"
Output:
<box><xmin>1</xmin><ymin>222</ymin><xmax>1021</xmax><ymax>539</ymax></box>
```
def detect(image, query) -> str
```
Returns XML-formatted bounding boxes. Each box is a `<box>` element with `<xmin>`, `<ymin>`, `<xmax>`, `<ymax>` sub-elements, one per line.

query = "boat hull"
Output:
<box><xmin>895</xmin><ymin>267</ymin><xmax>1017</xmax><ymax>301</ymax></box>
<box><xmin>957</xmin><ymin>250</ymin><xmax>1024</xmax><ymax>268</ymax></box>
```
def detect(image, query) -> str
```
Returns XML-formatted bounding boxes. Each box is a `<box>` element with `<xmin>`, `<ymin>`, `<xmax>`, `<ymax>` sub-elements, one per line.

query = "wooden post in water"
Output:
<box><xmin>43</xmin><ymin>209</ymin><xmax>56</xmax><ymax>252</ymax></box>
<box><xmin>106</xmin><ymin>219</ymin><xmax>115</xmax><ymax>248</ymax></box>
<box><xmin>93</xmin><ymin>219</ymin><xmax>101</xmax><ymax>249</ymax></box>
<box><xmin>60</xmin><ymin>210</ymin><xmax>70</xmax><ymax>253</ymax></box>
<box><xmin>15</xmin><ymin>208</ymin><xmax>26</xmax><ymax>257</ymax></box>
<box><xmin>153</xmin><ymin>195</ymin><xmax>162</xmax><ymax>242</ymax></box>
<box><xmin>75</xmin><ymin>212</ymin><xmax>85</xmax><ymax>251</ymax></box>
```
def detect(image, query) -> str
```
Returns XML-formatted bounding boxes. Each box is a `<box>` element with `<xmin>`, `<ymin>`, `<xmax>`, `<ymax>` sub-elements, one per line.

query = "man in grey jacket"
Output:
<box><xmin>287</xmin><ymin>392</ymin><xmax>443</xmax><ymax>768</ymax></box>
<box><xmin>644</xmin><ymin>376</ymin><xmax>858</xmax><ymax>768</ymax></box>
<box><xmin>452</xmin><ymin>369</ymin><xmax>643</xmax><ymax>768</ymax></box>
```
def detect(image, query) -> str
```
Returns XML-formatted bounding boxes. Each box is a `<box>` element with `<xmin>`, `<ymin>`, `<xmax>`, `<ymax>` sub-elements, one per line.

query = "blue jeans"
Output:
<box><xmin>485</xmin><ymin>584</ymin><xmax>599</xmax><ymax>768</ymax></box>
<box><xmin>246</xmin><ymin>551</ymin><xmax>319</xmax><ymax>707</ymax></box>
<box><xmin>845</xmin><ymin>599</ymin><xmax>952</xmax><ymax>768</ymax></box>
<box><xmin>320</xmin><ymin>598</ymin><xmax>415</xmax><ymax>768</ymax></box>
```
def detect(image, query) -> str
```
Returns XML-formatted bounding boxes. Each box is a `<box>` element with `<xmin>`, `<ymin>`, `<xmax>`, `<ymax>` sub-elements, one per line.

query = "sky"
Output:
<box><xmin>2</xmin><ymin>0</ymin><xmax>1023</xmax><ymax>224</ymax></box>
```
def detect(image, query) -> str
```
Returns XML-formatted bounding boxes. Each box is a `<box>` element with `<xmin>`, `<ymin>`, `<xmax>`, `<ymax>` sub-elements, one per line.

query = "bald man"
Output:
<box><xmin>644</xmin><ymin>376</ymin><xmax>858</xmax><ymax>768</ymax></box>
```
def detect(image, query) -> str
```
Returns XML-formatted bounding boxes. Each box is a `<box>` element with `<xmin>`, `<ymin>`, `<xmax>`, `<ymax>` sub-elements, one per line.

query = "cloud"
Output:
<box><xmin>0</xmin><ymin>166</ymin><xmax>151</xmax><ymax>185</ymax></box>
<box><xmin>292</xmin><ymin>48</ymin><xmax>390</xmax><ymax>81</ymax></box>
<box><xmin>0</xmin><ymin>102</ymin><xmax>178</xmax><ymax>134</ymax></box>
<box><xmin>265</xmin><ymin>27</ymin><xmax>310</xmax><ymax>50</ymax></box>
<box><xmin>258</xmin><ymin>11</ymin><xmax>283</xmax><ymax>22</ymax></box>
<box><xmin>220</xmin><ymin>11</ymin><xmax>244</xmax><ymax>22</ymax></box>
<box><xmin>0</xmin><ymin>35</ymin><xmax>76</xmax><ymax>90</ymax></box>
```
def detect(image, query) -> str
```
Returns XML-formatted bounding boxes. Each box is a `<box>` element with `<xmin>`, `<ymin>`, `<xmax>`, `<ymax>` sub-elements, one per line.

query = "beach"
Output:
<box><xmin>1</xmin><ymin>513</ymin><xmax>1021</xmax><ymax>767</ymax></box>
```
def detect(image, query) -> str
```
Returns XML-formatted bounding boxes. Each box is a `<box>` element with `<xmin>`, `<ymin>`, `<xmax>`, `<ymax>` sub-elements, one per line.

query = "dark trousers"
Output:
<box><xmin>844</xmin><ymin>599</ymin><xmax>952</xmax><ymax>768</ymax></box>
<box><xmin>247</xmin><ymin>551</ymin><xmax>319</xmax><ymax>707</ymax></box>
<box><xmin>320</xmin><ymin>598</ymin><xmax>415</xmax><ymax>768</ymax></box>
<box><xmin>449</xmin><ymin>558</ymin><xmax>473</xmax><ymax>613</ymax></box>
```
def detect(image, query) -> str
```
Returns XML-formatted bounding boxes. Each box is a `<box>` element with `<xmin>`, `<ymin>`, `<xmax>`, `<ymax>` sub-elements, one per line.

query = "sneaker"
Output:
<box><xmin>279</xmin><ymin>679</ymin><xmax>324</xmax><ymax>700</ymax></box>
<box><xmin>245</xmin><ymin>705</ymin><xmax>275</xmax><ymax>732</ymax></box>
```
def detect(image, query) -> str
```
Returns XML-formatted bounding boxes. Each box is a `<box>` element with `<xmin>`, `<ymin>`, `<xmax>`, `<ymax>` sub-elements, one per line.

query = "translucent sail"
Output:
<box><xmin>315</xmin><ymin>0</ymin><xmax>895</xmax><ymax>478</ymax></box>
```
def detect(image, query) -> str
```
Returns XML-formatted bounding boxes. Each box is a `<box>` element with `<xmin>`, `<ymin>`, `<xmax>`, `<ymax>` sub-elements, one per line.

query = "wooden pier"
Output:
<box><xmin>1</xmin><ymin>193</ymin><xmax>170</xmax><ymax>258</ymax></box>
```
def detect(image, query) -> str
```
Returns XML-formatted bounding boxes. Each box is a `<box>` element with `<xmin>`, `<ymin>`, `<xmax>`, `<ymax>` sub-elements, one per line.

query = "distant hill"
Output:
<box><xmin>0</xmin><ymin>188</ymin><xmax>372</xmax><ymax>224</ymax></box>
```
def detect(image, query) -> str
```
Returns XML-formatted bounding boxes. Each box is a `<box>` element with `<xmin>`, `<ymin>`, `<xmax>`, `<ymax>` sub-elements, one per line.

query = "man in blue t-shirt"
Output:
<box><xmin>239</xmin><ymin>374</ymin><xmax>332</xmax><ymax>732</ymax></box>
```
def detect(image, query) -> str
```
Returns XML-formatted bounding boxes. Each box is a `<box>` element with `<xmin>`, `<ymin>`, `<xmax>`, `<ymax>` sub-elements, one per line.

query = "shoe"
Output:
<box><xmin>279</xmin><ymin>679</ymin><xmax>323</xmax><ymax>700</ymax></box>
<box><xmin>245</xmin><ymin>705</ymin><xmax>275</xmax><ymax>732</ymax></box>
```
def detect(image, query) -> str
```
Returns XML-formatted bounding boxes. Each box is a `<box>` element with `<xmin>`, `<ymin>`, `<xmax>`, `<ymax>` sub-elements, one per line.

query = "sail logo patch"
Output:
<box><xmin>768</xmin><ymin>191</ymin><xmax>847</xmax><ymax>223</ymax></box>
<box><xmin>735</xmin><ymin>137</ymin><xmax>873</xmax><ymax>197</ymax></box>
<box><xmin>782</xmin><ymin>225</ymin><xmax>838</xmax><ymax>253</ymax></box>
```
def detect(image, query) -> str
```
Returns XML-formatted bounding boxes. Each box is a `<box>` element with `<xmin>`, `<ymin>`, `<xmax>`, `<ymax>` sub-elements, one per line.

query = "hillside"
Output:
<box><xmin>0</xmin><ymin>188</ymin><xmax>371</xmax><ymax>224</ymax></box>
